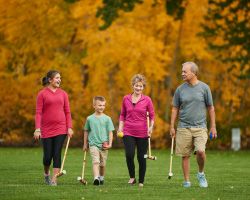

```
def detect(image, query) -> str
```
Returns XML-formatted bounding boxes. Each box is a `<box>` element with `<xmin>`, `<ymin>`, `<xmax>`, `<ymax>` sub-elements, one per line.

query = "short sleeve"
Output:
<box><xmin>204</xmin><ymin>85</ymin><xmax>213</xmax><ymax>106</ymax></box>
<box><xmin>172</xmin><ymin>87</ymin><xmax>181</xmax><ymax>107</ymax></box>
<box><xmin>107</xmin><ymin>117</ymin><xmax>115</xmax><ymax>132</ymax></box>
<box><xmin>84</xmin><ymin>118</ymin><xmax>90</xmax><ymax>131</ymax></box>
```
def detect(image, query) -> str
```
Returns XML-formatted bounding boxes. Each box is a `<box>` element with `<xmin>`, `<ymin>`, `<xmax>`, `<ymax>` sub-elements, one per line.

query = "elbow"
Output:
<box><xmin>208</xmin><ymin>106</ymin><xmax>215</xmax><ymax>112</ymax></box>
<box><xmin>172</xmin><ymin>106</ymin><xmax>179</xmax><ymax>112</ymax></box>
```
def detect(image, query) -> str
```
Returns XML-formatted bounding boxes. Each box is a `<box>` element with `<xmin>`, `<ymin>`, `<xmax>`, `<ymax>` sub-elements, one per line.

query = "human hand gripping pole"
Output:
<box><xmin>56</xmin><ymin>136</ymin><xmax>70</xmax><ymax>177</ymax></box>
<box><xmin>144</xmin><ymin>112</ymin><xmax>157</xmax><ymax>160</ymax></box>
<box><xmin>33</xmin><ymin>129</ymin><xmax>41</xmax><ymax>141</ymax></box>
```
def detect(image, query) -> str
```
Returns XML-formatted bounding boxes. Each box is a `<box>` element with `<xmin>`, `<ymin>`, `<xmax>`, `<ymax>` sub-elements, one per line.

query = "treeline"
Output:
<box><xmin>0</xmin><ymin>0</ymin><xmax>249</xmax><ymax>148</ymax></box>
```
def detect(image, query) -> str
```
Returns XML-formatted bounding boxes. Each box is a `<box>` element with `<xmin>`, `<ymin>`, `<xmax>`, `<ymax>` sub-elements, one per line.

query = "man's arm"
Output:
<box><xmin>207</xmin><ymin>105</ymin><xmax>217</xmax><ymax>138</ymax></box>
<box><xmin>170</xmin><ymin>107</ymin><xmax>179</xmax><ymax>138</ymax></box>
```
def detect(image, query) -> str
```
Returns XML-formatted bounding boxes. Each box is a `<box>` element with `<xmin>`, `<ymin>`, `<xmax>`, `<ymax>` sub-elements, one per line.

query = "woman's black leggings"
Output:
<box><xmin>42</xmin><ymin>134</ymin><xmax>66</xmax><ymax>168</ymax></box>
<box><xmin>123</xmin><ymin>135</ymin><xmax>148</xmax><ymax>184</ymax></box>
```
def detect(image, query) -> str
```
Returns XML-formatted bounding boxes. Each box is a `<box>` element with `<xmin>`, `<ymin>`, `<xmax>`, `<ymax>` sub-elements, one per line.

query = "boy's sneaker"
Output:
<box><xmin>93</xmin><ymin>179</ymin><xmax>100</xmax><ymax>186</ymax></box>
<box><xmin>197</xmin><ymin>173</ymin><xmax>208</xmax><ymax>188</ymax></box>
<box><xmin>44</xmin><ymin>175</ymin><xmax>51</xmax><ymax>185</ymax></box>
<box><xmin>100</xmin><ymin>180</ymin><xmax>104</xmax><ymax>185</ymax></box>
<box><xmin>183</xmin><ymin>181</ymin><xmax>191</xmax><ymax>188</ymax></box>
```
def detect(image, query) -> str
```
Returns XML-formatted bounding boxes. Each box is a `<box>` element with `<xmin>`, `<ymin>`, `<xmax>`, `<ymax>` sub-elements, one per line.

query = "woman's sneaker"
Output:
<box><xmin>50</xmin><ymin>181</ymin><xmax>57</xmax><ymax>186</ymax></box>
<box><xmin>197</xmin><ymin>173</ymin><xmax>208</xmax><ymax>188</ymax></box>
<box><xmin>183</xmin><ymin>181</ymin><xmax>191</xmax><ymax>188</ymax></box>
<box><xmin>128</xmin><ymin>178</ymin><xmax>136</xmax><ymax>185</ymax></box>
<box><xmin>44</xmin><ymin>175</ymin><xmax>51</xmax><ymax>185</ymax></box>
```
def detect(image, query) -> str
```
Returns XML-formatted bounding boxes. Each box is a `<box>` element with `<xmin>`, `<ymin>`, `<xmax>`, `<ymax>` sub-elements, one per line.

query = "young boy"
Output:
<box><xmin>83</xmin><ymin>96</ymin><xmax>114</xmax><ymax>185</ymax></box>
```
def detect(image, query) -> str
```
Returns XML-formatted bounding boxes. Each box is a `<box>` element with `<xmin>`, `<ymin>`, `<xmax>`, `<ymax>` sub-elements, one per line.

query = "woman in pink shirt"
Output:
<box><xmin>118</xmin><ymin>74</ymin><xmax>155</xmax><ymax>187</ymax></box>
<box><xmin>34</xmin><ymin>70</ymin><xmax>73</xmax><ymax>186</ymax></box>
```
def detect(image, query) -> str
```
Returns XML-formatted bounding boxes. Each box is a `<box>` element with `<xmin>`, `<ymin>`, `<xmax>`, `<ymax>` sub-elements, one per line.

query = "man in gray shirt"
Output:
<box><xmin>170</xmin><ymin>61</ymin><xmax>217</xmax><ymax>188</ymax></box>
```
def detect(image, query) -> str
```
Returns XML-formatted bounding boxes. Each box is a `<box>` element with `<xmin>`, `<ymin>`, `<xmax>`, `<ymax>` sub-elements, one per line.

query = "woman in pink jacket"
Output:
<box><xmin>34</xmin><ymin>70</ymin><xmax>73</xmax><ymax>186</ymax></box>
<box><xmin>118</xmin><ymin>74</ymin><xmax>155</xmax><ymax>187</ymax></box>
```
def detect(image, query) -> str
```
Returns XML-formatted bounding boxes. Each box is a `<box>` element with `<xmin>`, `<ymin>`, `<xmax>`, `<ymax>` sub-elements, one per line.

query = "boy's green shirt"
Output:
<box><xmin>84</xmin><ymin>113</ymin><xmax>115</xmax><ymax>149</ymax></box>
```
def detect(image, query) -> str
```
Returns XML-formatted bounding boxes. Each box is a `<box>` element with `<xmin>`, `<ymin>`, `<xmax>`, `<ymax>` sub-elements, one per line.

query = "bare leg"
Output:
<box><xmin>92</xmin><ymin>163</ymin><xmax>100</xmax><ymax>179</ymax></box>
<box><xmin>196</xmin><ymin>150</ymin><xmax>206</xmax><ymax>172</ymax></box>
<box><xmin>51</xmin><ymin>168</ymin><xmax>60</xmax><ymax>183</ymax></box>
<box><xmin>44</xmin><ymin>165</ymin><xmax>50</xmax><ymax>175</ymax></box>
<box><xmin>182</xmin><ymin>156</ymin><xmax>190</xmax><ymax>181</ymax></box>
<box><xmin>100</xmin><ymin>166</ymin><xmax>105</xmax><ymax>177</ymax></box>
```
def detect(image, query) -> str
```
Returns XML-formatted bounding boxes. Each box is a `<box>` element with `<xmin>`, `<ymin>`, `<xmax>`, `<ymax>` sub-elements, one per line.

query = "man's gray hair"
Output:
<box><xmin>182</xmin><ymin>61</ymin><xmax>199</xmax><ymax>75</ymax></box>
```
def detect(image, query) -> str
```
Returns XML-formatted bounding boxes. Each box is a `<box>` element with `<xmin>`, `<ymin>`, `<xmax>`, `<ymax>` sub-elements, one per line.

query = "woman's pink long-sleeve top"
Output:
<box><xmin>119</xmin><ymin>94</ymin><xmax>155</xmax><ymax>138</ymax></box>
<box><xmin>35</xmin><ymin>87</ymin><xmax>72</xmax><ymax>138</ymax></box>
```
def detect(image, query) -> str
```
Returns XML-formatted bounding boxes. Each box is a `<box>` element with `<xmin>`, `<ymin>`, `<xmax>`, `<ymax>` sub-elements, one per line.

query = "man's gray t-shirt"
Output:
<box><xmin>173</xmin><ymin>81</ymin><xmax>213</xmax><ymax>128</ymax></box>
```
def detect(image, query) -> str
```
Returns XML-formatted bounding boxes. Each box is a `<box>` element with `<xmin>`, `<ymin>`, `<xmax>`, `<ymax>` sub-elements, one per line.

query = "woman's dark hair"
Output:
<box><xmin>42</xmin><ymin>70</ymin><xmax>60</xmax><ymax>86</ymax></box>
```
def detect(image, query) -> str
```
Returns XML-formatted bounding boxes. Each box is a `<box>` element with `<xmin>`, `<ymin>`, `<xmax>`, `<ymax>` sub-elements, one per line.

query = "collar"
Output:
<box><xmin>127</xmin><ymin>94</ymin><xmax>146</xmax><ymax>103</ymax></box>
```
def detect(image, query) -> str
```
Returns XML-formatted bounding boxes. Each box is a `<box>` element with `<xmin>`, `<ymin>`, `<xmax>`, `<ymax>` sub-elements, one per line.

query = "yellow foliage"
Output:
<box><xmin>0</xmin><ymin>0</ymin><xmax>249</xmax><ymax>148</ymax></box>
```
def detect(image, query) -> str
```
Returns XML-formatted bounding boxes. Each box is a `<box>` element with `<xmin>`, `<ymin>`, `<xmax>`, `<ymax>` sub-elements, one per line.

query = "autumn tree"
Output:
<box><xmin>0</xmin><ymin>0</ymin><xmax>249</xmax><ymax>148</ymax></box>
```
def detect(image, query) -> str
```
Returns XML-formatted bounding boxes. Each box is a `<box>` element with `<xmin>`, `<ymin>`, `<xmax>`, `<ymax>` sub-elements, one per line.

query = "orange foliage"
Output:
<box><xmin>0</xmin><ymin>0</ymin><xmax>249</xmax><ymax>148</ymax></box>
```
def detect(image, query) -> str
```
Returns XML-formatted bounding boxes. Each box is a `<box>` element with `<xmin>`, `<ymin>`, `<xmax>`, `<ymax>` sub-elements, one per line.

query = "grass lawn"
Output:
<box><xmin>0</xmin><ymin>147</ymin><xmax>249</xmax><ymax>200</ymax></box>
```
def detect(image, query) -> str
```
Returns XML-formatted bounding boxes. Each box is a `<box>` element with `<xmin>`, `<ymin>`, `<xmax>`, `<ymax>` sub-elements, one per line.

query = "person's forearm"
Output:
<box><xmin>109</xmin><ymin>131</ymin><xmax>113</xmax><ymax>145</ymax></box>
<box><xmin>150</xmin><ymin>120</ymin><xmax>154</xmax><ymax>129</ymax></box>
<box><xmin>84</xmin><ymin>131</ymin><xmax>88</xmax><ymax>146</ymax></box>
<box><xmin>118</xmin><ymin>121</ymin><xmax>124</xmax><ymax>131</ymax></box>
<box><xmin>208</xmin><ymin>106</ymin><xmax>216</xmax><ymax>128</ymax></box>
<box><xmin>170</xmin><ymin>107</ymin><xmax>179</xmax><ymax>128</ymax></box>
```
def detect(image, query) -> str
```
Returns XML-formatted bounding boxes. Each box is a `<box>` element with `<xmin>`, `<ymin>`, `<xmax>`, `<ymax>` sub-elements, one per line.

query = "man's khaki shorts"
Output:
<box><xmin>89</xmin><ymin>146</ymin><xmax>108</xmax><ymax>167</ymax></box>
<box><xmin>175</xmin><ymin>128</ymin><xmax>208</xmax><ymax>156</ymax></box>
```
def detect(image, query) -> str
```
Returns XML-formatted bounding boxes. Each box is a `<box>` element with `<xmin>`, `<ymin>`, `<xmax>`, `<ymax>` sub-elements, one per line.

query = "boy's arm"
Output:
<box><xmin>103</xmin><ymin>131</ymin><xmax>113</xmax><ymax>150</ymax></box>
<box><xmin>108</xmin><ymin>131</ymin><xmax>113</xmax><ymax>148</ymax></box>
<box><xmin>83</xmin><ymin>130</ymin><xmax>88</xmax><ymax>151</ymax></box>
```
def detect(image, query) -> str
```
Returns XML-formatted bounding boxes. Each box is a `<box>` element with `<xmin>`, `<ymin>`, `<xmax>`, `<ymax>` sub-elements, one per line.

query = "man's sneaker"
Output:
<box><xmin>197</xmin><ymin>173</ymin><xmax>208</xmax><ymax>188</ymax></box>
<box><xmin>183</xmin><ymin>181</ymin><xmax>191</xmax><ymax>188</ymax></box>
<box><xmin>100</xmin><ymin>180</ymin><xmax>104</xmax><ymax>185</ymax></box>
<box><xmin>93</xmin><ymin>179</ymin><xmax>100</xmax><ymax>186</ymax></box>
<box><xmin>44</xmin><ymin>175</ymin><xmax>51</xmax><ymax>185</ymax></box>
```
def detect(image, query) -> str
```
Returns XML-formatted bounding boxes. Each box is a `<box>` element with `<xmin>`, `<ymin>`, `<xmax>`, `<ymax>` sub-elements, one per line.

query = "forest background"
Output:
<box><xmin>0</xmin><ymin>0</ymin><xmax>249</xmax><ymax>149</ymax></box>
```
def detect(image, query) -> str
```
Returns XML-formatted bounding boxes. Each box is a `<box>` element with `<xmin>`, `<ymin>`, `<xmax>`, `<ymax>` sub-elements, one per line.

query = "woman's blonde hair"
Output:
<box><xmin>131</xmin><ymin>74</ymin><xmax>146</xmax><ymax>87</ymax></box>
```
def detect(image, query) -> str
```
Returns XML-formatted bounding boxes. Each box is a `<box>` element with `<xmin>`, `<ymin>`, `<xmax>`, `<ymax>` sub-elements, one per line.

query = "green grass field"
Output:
<box><xmin>0</xmin><ymin>148</ymin><xmax>249</xmax><ymax>200</ymax></box>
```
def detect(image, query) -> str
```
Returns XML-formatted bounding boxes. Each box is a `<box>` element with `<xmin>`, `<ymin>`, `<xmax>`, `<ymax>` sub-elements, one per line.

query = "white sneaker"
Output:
<box><xmin>197</xmin><ymin>173</ymin><xmax>208</xmax><ymax>188</ymax></box>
